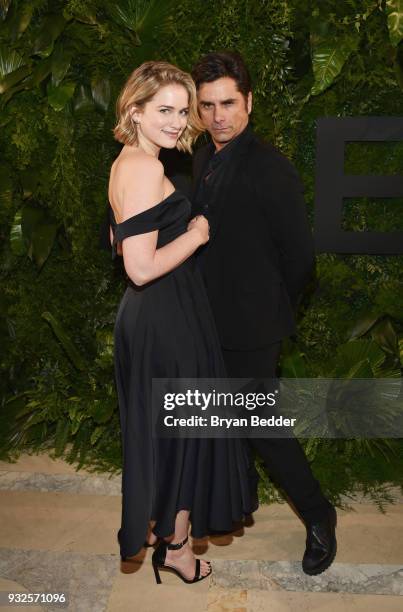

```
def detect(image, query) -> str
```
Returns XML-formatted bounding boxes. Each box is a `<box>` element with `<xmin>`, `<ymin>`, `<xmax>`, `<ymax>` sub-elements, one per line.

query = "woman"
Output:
<box><xmin>108</xmin><ymin>61</ymin><xmax>257</xmax><ymax>585</ymax></box>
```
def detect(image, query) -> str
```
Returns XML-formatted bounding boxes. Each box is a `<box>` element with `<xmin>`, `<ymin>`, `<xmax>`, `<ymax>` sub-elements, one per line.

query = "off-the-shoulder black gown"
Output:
<box><xmin>109</xmin><ymin>189</ymin><xmax>257</xmax><ymax>559</ymax></box>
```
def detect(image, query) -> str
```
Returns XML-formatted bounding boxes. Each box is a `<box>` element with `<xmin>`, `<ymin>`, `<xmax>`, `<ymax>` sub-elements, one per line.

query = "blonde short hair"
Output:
<box><xmin>114</xmin><ymin>61</ymin><xmax>204</xmax><ymax>154</ymax></box>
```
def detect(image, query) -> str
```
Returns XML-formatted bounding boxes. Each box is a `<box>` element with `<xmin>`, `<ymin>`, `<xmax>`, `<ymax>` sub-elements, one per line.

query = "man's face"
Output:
<box><xmin>197</xmin><ymin>77</ymin><xmax>252</xmax><ymax>150</ymax></box>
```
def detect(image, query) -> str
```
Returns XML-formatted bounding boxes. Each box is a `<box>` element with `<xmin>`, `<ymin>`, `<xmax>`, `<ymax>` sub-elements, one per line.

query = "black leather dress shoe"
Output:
<box><xmin>302</xmin><ymin>505</ymin><xmax>337</xmax><ymax>575</ymax></box>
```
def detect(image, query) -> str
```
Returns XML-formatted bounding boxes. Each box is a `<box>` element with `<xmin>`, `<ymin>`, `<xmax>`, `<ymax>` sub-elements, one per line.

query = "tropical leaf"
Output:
<box><xmin>90</xmin><ymin>425</ymin><xmax>105</xmax><ymax>445</ymax></box>
<box><xmin>91</xmin><ymin>76</ymin><xmax>110</xmax><ymax>111</ymax></box>
<box><xmin>0</xmin><ymin>83</ymin><xmax>25</xmax><ymax>107</ymax></box>
<box><xmin>95</xmin><ymin>328</ymin><xmax>114</xmax><ymax>368</ymax></box>
<box><xmin>0</xmin><ymin>164</ymin><xmax>13</xmax><ymax>208</ymax></box>
<box><xmin>51</xmin><ymin>42</ymin><xmax>73</xmax><ymax>86</ymax></box>
<box><xmin>54</xmin><ymin>419</ymin><xmax>70</xmax><ymax>456</ymax></box>
<box><xmin>88</xmin><ymin>399</ymin><xmax>114</xmax><ymax>424</ymax></box>
<box><xmin>0</xmin><ymin>45</ymin><xmax>30</xmax><ymax>96</ymax></box>
<box><xmin>279</xmin><ymin>338</ymin><xmax>308</xmax><ymax>377</ymax></box>
<box><xmin>42</xmin><ymin>311</ymin><xmax>87</xmax><ymax>371</ymax></box>
<box><xmin>47</xmin><ymin>80</ymin><xmax>76</xmax><ymax>111</ymax></box>
<box><xmin>0</xmin><ymin>63</ymin><xmax>31</xmax><ymax>93</ymax></box>
<box><xmin>0</xmin><ymin>0</ymin><xmax>12</xmax><ymax>21</ymax></box>
<box><xmin>24</xmin><ymin>56</ymin><xmax>52</xmax><ymax>88</ymax></box>
<box><xmin>9</xmin><ymin>210</ymin><xmax>25</xmax><ymax>256</ymax></box>
<box><xmin>371</xmin><ymin>318</ymin><xmax>398</xmax><ymax>355</ymax></box>
<box><xmin>343</xmin><ymin>358</ymin><xmax>374</xmax><ymax>379</ymax></box>
<box><xmin>0</xmin><ymin>45</ymin><xmax>25</xmax><ymax>78</ymax></box>
<box><xmin>13</xmin><ymin>2</ymin><xmax>34</xmax><ymax>37</ymax></box>
<box><xmin>108</xmin><ymin>0</ymin><xmax>176</xmax><ymax>59</ymax></box>
<box><xmin>19</xmin><ymin>169</ymin><xmax>40</xmax><ymax>199</ymax></box>
<box><xmin>386</xmin><ymin>0</ymin><xmax>403</xmax><ymax>46</ymax></box>
<box><xmin>109</xmin><ymin>0</ymin><xmax>152</xmax><ymax>33</ymax></box>
<box><xmin>280</xmin><ymin>349</ymin><xmax>307</xmax><ymax>378</ymax></box>
<box><xmin>32</xmin><ymin>13</ymin><xmax>67</xmax><ymax>58</ymax></box>
<box><xmin>2</xmin><ymin>1</ymin><xmax>34</xmax><ymax>40</ymax></box>
<box><xmin>348</xmin><ymin>313</ymin><xmax>380</xmax><ymax>340</ymax></box>
<box><xmin>63</xmin><ymin>4</ymin><xmax>98</xmax><ymax>25</ymax></box>
<box><xmin>5</xmin><ymin>394</ymin><xmax>29</xmax><ymax>419</ymax></box>
<box><xmin>21</xmin><ymin>206</ymin><xmax>58</xmax><ymax>269</ymax></box>
<box><xmin>73</xmin><ymin>83</ymin><xmax>94</xmax><ymax>111</ymax></box>
<box><xmin>333</xmin><ymin>339</ymin><xmax>386</xmax><ymax>377</ymax></box>
<box><xmin>310</xmin><ymin>35</ymin><xmax>358</xmax><ymax>96</ymax></box>
<box><xmin>30</xmin><ymin>221</ymin><xmax>58</xmax><ymax>268</ymax></box>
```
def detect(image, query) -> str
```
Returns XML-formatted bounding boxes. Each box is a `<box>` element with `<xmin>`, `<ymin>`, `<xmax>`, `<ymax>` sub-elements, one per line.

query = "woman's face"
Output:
<box><xmin>133</xmin><ymin>83</ymin><xmax>189</xmax><ymax>153</ymax></box>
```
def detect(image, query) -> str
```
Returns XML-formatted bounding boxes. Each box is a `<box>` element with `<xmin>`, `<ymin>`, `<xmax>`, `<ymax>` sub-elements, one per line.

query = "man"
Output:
<box><xmin>191</xmin><ymin>51</ymin><xmax>337</xmax><ymax>576</ymax></box>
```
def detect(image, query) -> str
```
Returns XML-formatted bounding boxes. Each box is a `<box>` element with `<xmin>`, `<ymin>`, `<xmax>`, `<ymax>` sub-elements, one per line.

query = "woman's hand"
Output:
<box><xmin>187</xmin><ymin>215</ymin><xmax>210</xmax><ymax>245</ymax></box>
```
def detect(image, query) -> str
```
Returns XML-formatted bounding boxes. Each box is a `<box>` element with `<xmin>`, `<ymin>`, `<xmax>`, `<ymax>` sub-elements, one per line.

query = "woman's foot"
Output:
<box><xmin>165</xmin><ymin>540</ymin><xmax>211</xmax><ymax>580</ymax></box>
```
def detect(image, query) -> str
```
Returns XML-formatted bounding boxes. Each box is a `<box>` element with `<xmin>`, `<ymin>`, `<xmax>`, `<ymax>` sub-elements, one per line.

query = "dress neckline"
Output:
<box><xmin>110</xmin><ymin>189</ymin><xmax>180</xmax><ymax>226</ymax></box>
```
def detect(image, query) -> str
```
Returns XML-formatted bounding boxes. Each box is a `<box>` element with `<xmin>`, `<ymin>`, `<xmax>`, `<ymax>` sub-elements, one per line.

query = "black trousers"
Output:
<box><xmin>222</xmin><ymin>343</ymin><xmax>330</xmax><ymax>525</ymax></box>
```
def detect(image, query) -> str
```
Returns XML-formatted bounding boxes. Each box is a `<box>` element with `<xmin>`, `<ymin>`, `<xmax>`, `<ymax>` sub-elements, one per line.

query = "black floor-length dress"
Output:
<box><xmin>109</xmin><ymin>189</ymin><xmax>257</xmax><ymax>559</ymax></box>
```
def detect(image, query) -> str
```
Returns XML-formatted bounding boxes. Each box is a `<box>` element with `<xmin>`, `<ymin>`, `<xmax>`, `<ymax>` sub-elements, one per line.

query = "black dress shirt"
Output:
<box><xmin>193</xmin><ymin>123</ymin><xmax>253</xmax><ymax>218</ymax></box>
<box><xmin>194</xmin><ymin>124</ymin><xmax>254</xmax><ymax>274</ymax></box>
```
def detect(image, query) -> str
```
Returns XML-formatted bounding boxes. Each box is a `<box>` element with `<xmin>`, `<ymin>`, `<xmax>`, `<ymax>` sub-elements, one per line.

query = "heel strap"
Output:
<box><xmin>167</xmin><ymin>535</ymin><xmax>188</xmax><ymax>550</ymax></box>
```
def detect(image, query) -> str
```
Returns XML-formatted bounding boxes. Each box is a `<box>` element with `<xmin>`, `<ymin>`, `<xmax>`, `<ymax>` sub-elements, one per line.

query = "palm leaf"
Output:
<box><xmin>42</xmin><ymin>311</ymin><xmax>87</xmax><ymax>371</ymax></box>
<box><xmin>0</xmin><ymin>64</ymin><xmax>31</xmax><ymax>93</ymax></box>
<box><xmin>310</xmin><ymin>35</ymin><xmax>357</xmax><ymax>96</ymax></box>
<box><xmin>91</xmin><ymin>76</ymin><xmax>110</xmax><ymax>111</ymax></box>
<box><xmin>110</xmin><ymin>0</ymin><xmax>155</xmax><ymax>33</ymax></box>
<box><xmin>32</xmin><ymin>13</ymin><xmax>67</xmax><ymax>58</ymax></box>
<box><xmin>386</xmin><ymin>0</ymin><xmax>403</xmax><ymax>47</ymax></box>
<box><xmin>371</xmin><ymin>318</ymin><xmax>398</xmax><ymax>355</ymax></box>
<box><xmin>73</xmin><ymin>83</ymin><xmax>94</xmax><ymax>111</ymax></box>
<box><xmin>0</xmin><ymin>45</ymin><xmax>25</xmax><ymax>78</ymax></box>
<box><xmin>333</xmin><ymin>339</ymin><xmax>385</xmax><ymax>377</ymax></box>
<box><xmin>109</xmin><ymin>0</ymin><xmax>176</xmax><ymax>59</ymax></box>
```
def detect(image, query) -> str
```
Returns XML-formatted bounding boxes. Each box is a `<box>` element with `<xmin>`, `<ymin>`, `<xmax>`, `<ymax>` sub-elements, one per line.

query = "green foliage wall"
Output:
<box><xmin>1</xmin><ymin>0</ymin><xmax>403</xmax><ymax>503</ymax></box>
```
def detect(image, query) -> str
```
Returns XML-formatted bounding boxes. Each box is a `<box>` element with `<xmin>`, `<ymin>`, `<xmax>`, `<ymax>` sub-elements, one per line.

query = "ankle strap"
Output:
<box><xmin>167</xmin><ymin>536</ymin><xmax>188</xmax><ymax>550</ymax></box>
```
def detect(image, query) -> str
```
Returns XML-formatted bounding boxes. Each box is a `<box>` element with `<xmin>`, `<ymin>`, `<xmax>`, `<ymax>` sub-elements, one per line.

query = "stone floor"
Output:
<box><xmin>0</xmin><ymin>453</ymin><xmax>402</xmax><ymax>611</ymax></box>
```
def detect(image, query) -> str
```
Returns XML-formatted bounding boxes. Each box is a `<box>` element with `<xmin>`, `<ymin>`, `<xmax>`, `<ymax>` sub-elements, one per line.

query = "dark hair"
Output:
<box><xmin>191</xmin><ymin>51</ymin><xmax>252</xmax><ymax>97</ymax></box>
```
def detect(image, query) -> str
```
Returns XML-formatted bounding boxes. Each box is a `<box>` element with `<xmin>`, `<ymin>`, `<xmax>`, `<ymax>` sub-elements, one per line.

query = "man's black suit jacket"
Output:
<box><xmin>191</xmin><ymin>125</ymin><xmax>315</xmax><ymax>351</ymax></box>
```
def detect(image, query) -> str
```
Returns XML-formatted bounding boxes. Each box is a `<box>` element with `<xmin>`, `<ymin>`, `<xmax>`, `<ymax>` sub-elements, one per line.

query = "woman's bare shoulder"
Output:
<box><xmin>110</xmin><ymin>149</ymin><xmax>165</xmax><ymax>219</ymax></box>
<box><xmin>113</xmin><ymin>148</ymin><xmax>164</xmax><ymax>182</ymax></box>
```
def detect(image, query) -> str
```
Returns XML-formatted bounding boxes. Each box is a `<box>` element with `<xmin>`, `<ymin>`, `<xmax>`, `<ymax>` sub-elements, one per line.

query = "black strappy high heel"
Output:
<box><xmin>151</xmin><ymin>536</ymin><xmax>212</xmax><ymax>584</ymax></box>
